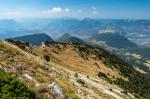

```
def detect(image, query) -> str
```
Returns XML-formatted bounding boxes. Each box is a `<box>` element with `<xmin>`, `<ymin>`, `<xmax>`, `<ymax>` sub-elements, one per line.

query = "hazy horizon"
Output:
<box><xmin>0</xmin><ymin>0</ymin><xmax>150</xmax><ymax>19</ymax></box>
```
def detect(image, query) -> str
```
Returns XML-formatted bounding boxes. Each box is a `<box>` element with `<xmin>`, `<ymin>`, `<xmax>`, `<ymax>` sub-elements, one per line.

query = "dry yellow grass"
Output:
<box><xmin>0</xmin><ymin>41</ymin><xmax>78</xmax><ymax>98</ymax></box>
<box><xmin>32</xmin><ymin>43</ymin><xmax>122</xmax><ymax>80</ymax></box>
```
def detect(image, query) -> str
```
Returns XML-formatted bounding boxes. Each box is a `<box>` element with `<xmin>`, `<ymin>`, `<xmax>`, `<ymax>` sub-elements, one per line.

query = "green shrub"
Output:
<box><xmin>75</xmin><ymin>73</ymin><xmax>78</xmax><ymax>78</ymax></box>
<box><xmin>0</xmin><ymin>69</ymin><xmax>35</xmax><ymax>98</ymax></box>
<box><xmin>98</xmin><ymin>71</ymin><xmax>113</xmax><ymax>84</ymax></box>
<box><xmin>43</xmin><ymin>55</ymin><xmax>50</xmax><ymax>62</ymax></box>
<box><xmin>77</xmin><ymin>79</ymin><xmax>87</xmax><ymax>87</ymax></box>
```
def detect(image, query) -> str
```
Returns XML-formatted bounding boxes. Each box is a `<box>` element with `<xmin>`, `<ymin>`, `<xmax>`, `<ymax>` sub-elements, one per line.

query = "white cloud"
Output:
<box><xmin>41</xmin><ymin>7</ymin><xmax>71</xmax><ymax>18</ymax></box>
<box><xmin>0</xmin><ymin>7</ymin><xmax>70</xmax><ymax>19</ymax></box>
<box><xmin>43</xmin><ymin>7</ymin><xmax>62</xmax><ymax>14</ymax></box>
<box><xmin>65</xmin><ymin>8</ymin><xmax>70</xmax><ymax>12</ymax></box>
<box><xmin>50</xmin><ymin>7</ymin><xmax>62</xmax><ymax>13</ymax></box>
<box><xmin>45</xmin><ymin>7</ymin><xmax>62</xmax><ymax>13</ymax></box>
<box><xmin>43</xmin><ymin>7</ymin><xmax>70</xmax><ymax>14</ymax></box>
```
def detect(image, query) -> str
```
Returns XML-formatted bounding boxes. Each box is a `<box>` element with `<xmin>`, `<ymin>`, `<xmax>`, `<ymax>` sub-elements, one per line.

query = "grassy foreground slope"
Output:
<box><xmin>1</xmin><ymin>40</ymin><xmax>150</xmax><ymax>98</ymax></box>
<box><xmin>0</xmin><ymin>41</ymin><xmax>79</xmax><ymax>98</ymax></box>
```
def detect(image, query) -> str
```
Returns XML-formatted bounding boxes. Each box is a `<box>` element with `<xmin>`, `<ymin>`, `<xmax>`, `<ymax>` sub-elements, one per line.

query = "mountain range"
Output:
<box><xmin>6</xmin><ymin>33</ymin><xmax>150</xmax><ymax>75</ymax></box>
<box><xmin>0</xmin><ymin>18</ymin><xmax>150</xmax><ymax>46</ymax></box>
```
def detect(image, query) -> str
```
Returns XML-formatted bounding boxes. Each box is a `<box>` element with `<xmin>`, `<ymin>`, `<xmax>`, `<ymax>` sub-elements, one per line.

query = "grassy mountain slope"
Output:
<box><xmin>0</xmin><ymin>41</ymin><xmax>78</xmax><ymax>98</ymax></box>
<box><xmin>0</xmin><ymin>41</ymin><xmax>117</xmax><ymax>98</ymax></box>
<box><xmin>1</xmin><ymin>40</ymin><xmax>150</xmax><ymax>98</ymax></box>
<box><xmin>31</xmin><ymin>42</ymin><xmax>150</xmax><ymax>99</ymax></box>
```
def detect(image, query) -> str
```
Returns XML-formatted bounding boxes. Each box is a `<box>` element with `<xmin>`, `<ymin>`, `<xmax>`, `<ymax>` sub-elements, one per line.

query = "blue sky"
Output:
<box><xmin>0</xmin><ymin>0</ymin><xmax>150</xmax><ymax>19</ymax></box>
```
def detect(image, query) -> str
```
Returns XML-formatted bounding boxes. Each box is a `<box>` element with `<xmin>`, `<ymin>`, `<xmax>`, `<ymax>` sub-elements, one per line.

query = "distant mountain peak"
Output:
<box><xmin>91</xmin><ymin>31</ymin><xmax>137</xmax><ymax>49</ymax></box>
<box><xmin>57</xmin><ymin>33</ymin><xmax>85</xmax><ymax>44</ymax></box>
<box><xmin>8</xmin><ymin>33</ymin><xmax>54</xmax><ymax>45</ymax></box>
<box><xmin>62</xmin><ymin>33</ymin><xmax>71</xmax><ymax>38</ymax></box>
